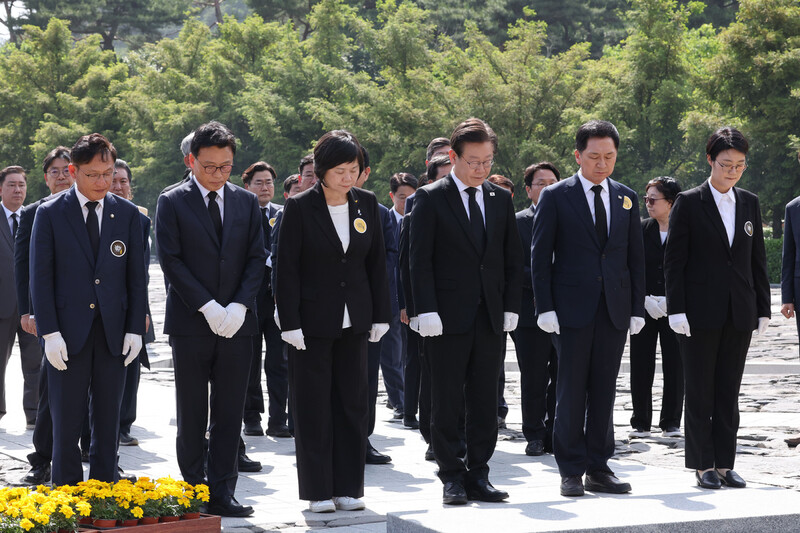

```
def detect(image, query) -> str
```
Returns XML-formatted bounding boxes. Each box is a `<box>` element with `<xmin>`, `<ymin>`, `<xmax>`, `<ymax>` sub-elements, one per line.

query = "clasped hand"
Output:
<box><xmin>201</xmin><ymin>300</ymin><xmax>247</xmax><ymax>337</ymax></box>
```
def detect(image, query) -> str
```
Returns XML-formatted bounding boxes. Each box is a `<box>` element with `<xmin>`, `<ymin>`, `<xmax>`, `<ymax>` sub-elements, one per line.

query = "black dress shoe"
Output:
<box><xmin>718</xmin><ymin>469</ymin><xmax>746</xmax><ymax>488</ymax></box>
<box><xmin>22</xmin><ymin>464</ymin><xmax>50</xmax><ymax>485</ymax></box>
<box><xmin>695</xmin><ymin>470</ymin><xmax>721</xmax><ymax>489</ymax></box>
<box><xmin>238</xmin><ymin>453</ymin><xmax>263</xmax><ymax>472</ymax></box>
<box><xmin>525</xmin><ymin>440</ymin><xmax>544</xmax><ymax>456</ymax></box>
<box><xmin>206</xmin><ymin>497</ymin><xmax>254</xmax><ymax>517</ymax></box>
<box><xmin>366</xmin><ymin>443</ymin><xmax>392</xmax><ymax>464</ymax></box>
<box><xmin>266</xmin><ymin>425</ymin><xmax>292</xmax><ymax>438</ymax></box>
<box><xmin>119</xmin><ymin>432</ymin><xmax>139</xmax><ymax>446</ymax></box>
<box><xmin>467</xmin><ymin>479</ymin><xmax>508</xmax><ymax>502</ymax></box>
<box><xmin>442</xmin><ymin>481</ymin><xmax>468</xmax><ymax>505</ymax></box>
<box><xmin>243</xmin><ymin>422</ymin><xmax>264</xmax><ymax>436</ymax></box>
<box><xmin>424</xmin><ymin>444</ymin><xmax>435</xmax><ymax>461</ymax></box>
<box><xmin>117</xmin><ymin>466</ymin><xmax>137</xmax><ymax>482</ymax></box>
<box><xmin>585</xmin><ymin>471</ymin><xmax>631</xmax><ymax>494</ymax></box>
<box><xmin>497</xmin><ymin>416</ymin><xmax>507</xmax><ymax>429</ymax></box>
<box><xmin>403</xmin><ymin>416</ymin><xmax>420</xmax><ymax>429</ymax></box>
<box><xmin>392</xmin><ymin>407</ymin><xmax>404</xmax><ymax>420</ymax></box>
<box><xmin>560</xmin><ymin>475</ymin><xmax>584</xmax><ymax>497</ymax></box>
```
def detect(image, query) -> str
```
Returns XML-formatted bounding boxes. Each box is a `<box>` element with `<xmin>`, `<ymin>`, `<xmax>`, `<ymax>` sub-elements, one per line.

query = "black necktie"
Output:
<box><xmin>466</xmin><ymin>187</ymin><xmax>485</xmax><ymax>254</ymax></box>
<box><xmin>261</xmin><ymin>206</ymin><xmax>271</xmax><ymax>249</ymax></box>
<box><xmin>86</xmin><ymin>201</ymin><xmax>100</xmax><ymax>258</ymax></box>
<box><xmin>11</xmin><ymin>213</ymin><xmax>18</xmax><ymax>237</ymax></box>
<box><xmin>208</xmin><ymin>191</ymin><xmax>222</xmax><ymax>240</ymax></box>
<box><xmin>591</xmin><ymin>185</ymin><xmax>607</xmax><ymax>249</ymax></box>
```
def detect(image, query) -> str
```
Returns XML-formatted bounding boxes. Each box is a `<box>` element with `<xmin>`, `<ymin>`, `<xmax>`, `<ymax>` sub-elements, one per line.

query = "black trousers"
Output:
<box><xmin>552</xmin><ymin>295</ymin><xmax>628</xmax><ymax>477</ymax></box>
<box><xmin>418</xmin><ymin>336</ymin><xmax>432</xmax><ymax>444</ymax></box>
<box><xmin>244</xmin><ymin>298</ymin><xmax>288</xmax><ymax>429</ymax></box>
<box><xmin>402</xmin><ymin>324</ymin><xmax>421</xmax><ymax>418</ymax></box>
<box><xmin>49</xmin><ymin>316</ymin><xmax>125</xmax><ymax>486</ymax></box>
<box><xmin>427</xmin><ymin>303</ymin><xmax>503</xmax><ymax>484</ymax></box>
<box><xmin>510</xmin><ymin>325</ymin><xmax>558</xmax><ymax>444</ymax></box>
<box><xmin>0</xmin><ymin>317</ymin><xmax>40</xmax><ymax>421</ymax></box>
<box><xmin>629</xmin><ymin>314</ymin><xmax>683</xmax><ymax>431</ymax></box>
<box><xmin>679</xmin><ymin>314</ymin><xmax>751</xmax><ymax>470</ymax></box>
<box><xmin>28</xmin><ymin>353</ymin><xmax>54</xmax><ymax>468</ymax></box>
<box><xmin>171</xmin><ymin>335</ymin><xmax>251</xmax><ymax>503</ymax></box>
<box><xmin>119</xmin><ymin>349</ymin><xmax>143</xmax><ymax>434</ymax></box>
<box><xmin>290</xmin><ymin>330</ymin><xmax>368</xmax><ymax>501</ymax></box>
<box><xmin>497</xmin><ymin>334</ymin><xmax>508</xmax><ymax>419</ymax></box>
<box><xmin>367</xmin><ymin>334</ymin><xmax>382</xmax><ymax>437</ymax></box>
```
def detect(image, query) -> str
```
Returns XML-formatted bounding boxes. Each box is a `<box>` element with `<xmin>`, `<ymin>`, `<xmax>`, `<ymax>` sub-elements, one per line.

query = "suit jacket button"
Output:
<box><xmin>90</xmin><ymin>303</ymin><xmax>95</xmax><ymax>309</ymax></box>
<box><xmin>601</xmin><ymin>254</ymin><xmax>606</xmax><ymax>260</ymax></box>
<box><xmin>597</xmin><ymin>276</ymin><xmax>602</xmax><ymax>282</ymax></box>
<box><xmin>340</xmin><ymin>281</ymin><xmax>346</xmax><ymax>287</ymax></box>
<box><xmin>341</xmin><ymin>258</ymin><xmax>347</xmax><ymax>263</ymax></box>
<box><xmin>95</xmin><ymin>279</ymin><xmax>100</xmax><ymax>285</ymax></box>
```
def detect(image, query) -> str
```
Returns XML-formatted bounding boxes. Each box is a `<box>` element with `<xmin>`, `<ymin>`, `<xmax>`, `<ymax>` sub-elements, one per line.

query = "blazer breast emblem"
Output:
<box><xmin>622</xmin><ymin>196</ymin><xmax>632</xmax><ymax>210</ymax></box>
<box><xmin>269</xmin><ymin>217</ymin><xmax>277</xmax><ymax>227</ymax></box>
<box><xmin>744</xmin><ymin>221</ymin><xmax>753</xmax><ymax>236</ymax></box>
<box><xmin>111</xmin><ymin>240</ymin><xmax>127</xmax><ymax>257</ymax></box>
<box><xmin>354</xmin><ymin>218</ymin><xmax>367</xmax><ymax>234</ymax></box>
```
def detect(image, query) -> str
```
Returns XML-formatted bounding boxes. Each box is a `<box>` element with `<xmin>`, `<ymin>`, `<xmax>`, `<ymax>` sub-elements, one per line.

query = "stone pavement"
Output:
<box><xmin>0</xmin><ymin>266</ymin><xmax>798</xmax><ymax>532</ymax></box>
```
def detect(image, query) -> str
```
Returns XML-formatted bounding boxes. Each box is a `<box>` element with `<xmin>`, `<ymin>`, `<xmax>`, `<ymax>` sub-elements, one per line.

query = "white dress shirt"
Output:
<box><xmin>390</xmin><ymin>206</ymin><xmax>403</xmax><ymax>225</ymax></box>
<box><xmin>327</xmin><ymin>202</ymin><xmax>352</xmax><ymax>329</ymax></box>
<box><xmin>2</xmin><ymin>203</ymin><xmax>21</xmax><ymax>237</ymax></box>
<box><xmin>708</xmin><ymin>178</ymin><xmax>736</xmax><ymax>247</ymax></box>
<box><xmin>192</xmin><ymin>175</ymin><xmax>225</xmax><ymax>223</ymax></box>
<box><xmin>451</xmin><ymin>171</ymin><xmax>486</xmax><ymax>224</ymax></box>
<box><xmin>74</xmin><ymin>188</ymin><xmax>104</xmax><ymax>232</ymax></box>
<box><xmin>577</xmin><ymin>170</ymin><xmax>611</xmax><ymax>234</ymax></box>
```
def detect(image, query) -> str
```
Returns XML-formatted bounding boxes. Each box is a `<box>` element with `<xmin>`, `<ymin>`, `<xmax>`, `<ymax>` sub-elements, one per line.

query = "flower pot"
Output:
<box><xmin>139</xmin><ymin>517</ymin><xmax>159</xmax><ymax>525</ymax></box>
<box><xmin>58</xmin><ymin>528</ymin><xmax>74</xmax><ymax>533</ymax></box>
<box><xmin>92</xmin><ymin>518</ymin><xmax>118</xmax><ymax>528</ymax></box>
<box><xmin>160</xmin><ymin>516</ymin><xmax>180</xmax><ymax>523</ymax></box>
<box><xmin>79</xmin><ymin>517</ymin><xmax>93</xmax><ymax>526</ymax></box>
<box><xmin>180</xmin><ymin>512</ymin><xmax>200</xmax><ymax>520</ymax></box>
<box><xmin>121</xmin><ymin>519</ymin><xmax>139</xmax><ymax>527</ymax></box>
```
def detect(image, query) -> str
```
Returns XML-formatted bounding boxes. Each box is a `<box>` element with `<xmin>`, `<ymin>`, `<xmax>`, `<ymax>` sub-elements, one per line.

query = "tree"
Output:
<box><xmin>1</xmin><ymin>0</ymin><xmax>22</xmax><ymax>43</ymax></box>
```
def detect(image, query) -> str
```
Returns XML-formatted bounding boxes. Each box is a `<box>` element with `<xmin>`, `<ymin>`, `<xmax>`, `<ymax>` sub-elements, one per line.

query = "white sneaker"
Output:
<box><xmin>308</xmin><ymin>499</ymin><xmax>336</xmax><ymax>513</ymax></box>
<box><xmin>333</xmin><ymin>496</ymin><xmax>365</xmax><ymax>511</ymax></box>
<box><xmin>629</xmin><ymin>429</ymin><xmax>651</xmax><ymax>438</ymax></box>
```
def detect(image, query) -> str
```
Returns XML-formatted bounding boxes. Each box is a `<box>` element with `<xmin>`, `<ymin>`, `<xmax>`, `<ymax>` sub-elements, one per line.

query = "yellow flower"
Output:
<box><xmin>19</xmin><ymin>518</ymin><xmax>34</xmax><ymax>531</ymax></box>
<box><xmin>76</xmin><ymin>501</ymin><xmax>92</xmax><ymax>516</ymax></box>
<box><xmin>131</xmin><ymin>507</ymin><xmax>143</xmax><ymax>519</ymax></box>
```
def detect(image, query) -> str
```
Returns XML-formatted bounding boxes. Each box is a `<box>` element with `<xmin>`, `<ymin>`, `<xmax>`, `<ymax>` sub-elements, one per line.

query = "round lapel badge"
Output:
<box><xmin>111</xmin><ymin>240</ymin><xmax>127</xmax><ymax>257</ymax></box>
<box><xmin>354</xmin><ymin>218</ymin><xmax>367</xmax><ymax>234</ymax></box>
<box><xmin>622</xmin><ymin>196</ymin><xmax>632</xmax><ymax>210</ymax></box>
<box><xmin>269</xmin><ymin>217</ymin><xmax>277</xmax><ymax>228</ymax></box>
<box><xmin>744</xmin><ymin>221</ymin><xmax>753</xmax><ymax>236</ymax></box>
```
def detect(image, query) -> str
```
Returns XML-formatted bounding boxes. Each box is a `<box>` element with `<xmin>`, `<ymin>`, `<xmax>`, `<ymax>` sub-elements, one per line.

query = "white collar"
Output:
<box><xmin>577</xmin><ymin>170</ymin><xmax>608</xmax><ymax>195</ymax></box>
<box><xmin>193</xmin><ymin>175</ymin><xmax>225</xmax><ymax>201</ymax></box>
<box><xmin>75</xmin><ymin>187</ymin><xmax>105</xmax><ymax>209</ymax></box>
<box><xmin>2</xmin><ymin>203</ymin><xmax>20</xmax><ymax>219</ymax></box>
<box><xmin>451</xmin><ymin>171</ymin><xmax>482</xmax><ymax>194</ymax></box>
<box><xmin>708</xmin><ymin>177</ymin><xmax>736</xmax><ymax>205</ymax></box>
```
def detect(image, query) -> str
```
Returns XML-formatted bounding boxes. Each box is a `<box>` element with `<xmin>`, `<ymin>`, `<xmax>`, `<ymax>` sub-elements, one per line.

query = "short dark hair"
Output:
<box><xmin>423</xmin><ymin>154</ymin><xmax>451</xmax><ymax>186</ymax></box>
<box><xmin>360</xmin><ymin>145</ymin><xmax>370</xmax><ymax>170</ymax></box>
<box><xmin>0</xmin><ymin>165</ymin><xmax>26</xmax><ymax>185</ymax></box>
<box><xmin>488</xmin><ymin>174</ymin><xmax>514</xmax><ymax>194</ymax></box>
<box><xmin>645</xmin><ymin>176</ymin><xmax>681</xmax><ymax>205</ymax></box>
<box><xmin>706</xmin><ymin>127</ymin><xmax>749</xmax><ymax>161</ymax></box>
<box><xmin>242</xmin><ymin>161</ymin><xmax>277</xmax><ymax>185</ymax></box>
<box><xmin>314</xmin><ymin>130</ymin><xmax>364</xmax><ymax>183</ymax></box>
<box><xmin>390</xmin><ymin>172</ymin><xmax>418</xmax><ymax>193</ymax></box>
<box><xmin>426</xmin><ymin>137</ymin><xmax>451</xmax><ymax>161</ymax></box>
<box><xmin>114</xmin><ymin>159</ymin><xmax>132</xmax><ymax>181</ymax></box>
<box><xmin>71</xmin><ymin>133</ymin><xmax>117</xmax><ymax>167</ymax></box>
<box><xmin>42</xmin><ymin>146</ymin><xmax>71</xmax><ymax>174</ymax></box>
<box><xmin>450</xmin><ymin>118</ymin><xmax>497</xmax><ymax>158</ymax></box>
<box><xmin>190</xmin><ymin>121</ymin><xmax>236</xmax><ymax>157</ymax></box>
<box><xmin>284</xmin><ymin>174</ymin><xmax>300</xmax><ymax>194</ymax></box>
<box><xmin>299</xmin><ymin>154</ymin><xmax>314</xmax><ymax>175</ymax></box>
<box><xmin>524</xmin><ymin>161</ymin><xmax>561</xmax><ymax>188</ymax></box>
<box><xmin>575</xmin><ymin>120</ymin><xmax>620</xmax><ymax>153</ymax></box>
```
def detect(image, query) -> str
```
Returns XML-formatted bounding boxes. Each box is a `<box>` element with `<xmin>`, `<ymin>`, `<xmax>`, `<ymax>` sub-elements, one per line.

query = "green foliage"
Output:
<box><xmin>765</xmin><ymin>237</ymin><xmax>782</xmax><ymax>284</ymax></box>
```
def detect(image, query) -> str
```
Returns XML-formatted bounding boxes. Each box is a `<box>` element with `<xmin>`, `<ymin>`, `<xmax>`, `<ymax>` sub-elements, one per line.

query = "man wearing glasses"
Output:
<box><xmin>410</xmin><ymin>118</ymin><xmax>522</xmax><ymax>505</ymax></box>
<box><xmin>156</xmin><ymin>121</ymin><xmax>264</xmax><ymax>517</ymax></box>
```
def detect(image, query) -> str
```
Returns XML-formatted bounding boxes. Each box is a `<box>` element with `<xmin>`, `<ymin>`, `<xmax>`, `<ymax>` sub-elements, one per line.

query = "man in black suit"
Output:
<box><xmin>156</xmin><ymin>121</ymin><xmax>265</xmax><ymax>517</ymax></box>
<box><xmin>512</xmin><ymin>162</ymin><xmax>560</xmax><ymax>457</ymax></box>
<box><xmin>241</xmin><ymin>161</ymin><xmax>290</xmax><ymax>439</ymax></box>
<box><xmin>410</xmin><ymin>118</ymin><xmax>522</xmax><ymax>505</ymax></box>
<box><xmin>532</xmin><ymin>120</ymin><xmax>645</xmax><ymax>497</ymax></box>
<box><xmin>665</xmin><ymin>127</ymin><xmax>770</xmax><ymax>490</ymax></box>
<box><xmin>30</xmin><ymin>133</ymin><xmax>146</xmax><ymax>486</ymax></box>
<box><xmin>15</xmin><ymin>147</ymin><xmax>74</xmax><ymax>485</ymax></box>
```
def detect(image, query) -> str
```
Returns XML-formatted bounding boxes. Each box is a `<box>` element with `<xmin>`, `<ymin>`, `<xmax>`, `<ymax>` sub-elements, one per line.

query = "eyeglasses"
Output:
<box><xmin>463</xmin><ymin>159</ymin><xmax>494</xmax><ymax>170</ymax></box>
<box><xmin>715</xmin><ymin>160</ymin><xmax>747</xmax><ymax>173</ymax></box>
<box><xmin>201</xmin><ymin>164</ymin><xmax>234</xmax><ymax>175</ymax></box>
<box><xmin>644</xmin><ymin>196</ymin><xmax>666</xmax><ymax>206</ymax></box>
<box><xmin>81</xmin><ymin>171</ymin><xmax>114</xmax><ymax>182</ymax></box>
<box><xmin>47</xmin><ymin>169</ymin><xmax>70</xmax><ymax>178</ymax></box>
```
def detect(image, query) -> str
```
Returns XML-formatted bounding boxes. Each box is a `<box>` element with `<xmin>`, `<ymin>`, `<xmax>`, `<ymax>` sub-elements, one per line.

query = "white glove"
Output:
<box><xmin>537</xmin><ymin>311</ymin><xmax>560</xmax><ymax>335</ymax></box>
<box><xmin>503</xmin><ymin>312</ymin><xmax>519</xmax><ymax>332</ymax></box>
<box><xmin>273</xmin><ymin>306</ymin><xmax>281</xmax><ymax>329</ymax></box>
<box><xmin>369</xmin><ymin>323</ymin><xmax>390</xmax><ymax>343</ymax></box>
<box><xmin>409</xmin><ymin>316</ymin><xmax>420</xmax><ymax>332</ymax></box>
<box><xmin>218</xmin><ymin>303</ymin><xmax>247</xmax><ymax>338</ymax></box>
<box><xmin>43</xmin><ymin>332</ymin><xmax>69</xmax><ymax>371</ymax></box>
<box><xmin>417</xmin><ymin>312</ymin><xmax>443</xmax><ymax>337</ymax></box>
<box><xmin>200</xmin><ymin>300</ymin><xmax>226</xmax><ymax>335</ymax></box>
<box><xmin>656</xmin><ymin>296</ymin><xmax>668</xmax><ymax>316</ymax></box>
<box><xmin>629</xmin><ymin>316</ymin><xmax>645</xmax><ymax>335</ymax></box>
<box><xmin>122</xmin><ymin>333</ymin><xmax>142</xmax><ymax>366</ymax></box>
<box><xmin>668</xmin><ymin>313</ymin><xmax>691</xmax><ymax>337</ymax></box>
<box><xmin>754</xmin><ymin>316</ymin><xmax>770</xmax><ymax>336</ymax></box>
<box><xmin>281</xmin><ymin>328</ymin><xmax>306</xmax><ymax>350</ymax></box>
<box><xmin>644</xmin><ymin>295</ymin><xmax>667</xmax><ymax>320</ymax></box>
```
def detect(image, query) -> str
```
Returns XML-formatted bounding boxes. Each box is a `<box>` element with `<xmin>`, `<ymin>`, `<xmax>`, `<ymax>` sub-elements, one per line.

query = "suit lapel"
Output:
<box><xmin>185</xmin><ymin>180</ymin><xmax>220</xmax><ymax>247</ymax></box>
<box><xmin>443</xmin><ymin>174</ymin><xmax>481</xmax><ymax>255</ymax></box>
<box><xmin>310</xmin><ymin>182</ymin><xmax>346</xmax><ymax>254</ymax></box>
<box><xmin>95</xmin><ymin>194</ymin><xmax>115</xmax><ymax>271</ymax></box>
<box><xmin>731</xmin><ymin>188</ymin><xmax>747</xmax><ymax>252</ymax></box>
<box><xmin>63</xmin><ymin>188</ymin><xmax>96</xmax><ymax>265</ymax></box>
<box><xmin>607</xmin><ymin>180</ymin><xmax>626</xmax><ymax>247</ymax></box>
<box><xmin>482</xmin><ymin>181</ymin><xmax>499</xmax><ymax>257</ymax></box>
<box><xmin>646</xmin><ymin>219</ymin><xmax>663</xmax><ymax>249</ymax></box>
<box><xmin>220</xmin><ymin>183</ymin><xmax>235</xmax><ymax>247</ymax></box>
<box><xmin>699</xmin><ymin>181</ymin><xmax>732</xmax><ymax>257</ymax></box>
<box><xmin>0</xmin><ymin>210</ymin><xmax>12</xmax><ymax>250</ymax></box>
<box><xmin>564</xmin><ymin>175</ymin><xmax>601</xmax><ymax>249</ymax></box>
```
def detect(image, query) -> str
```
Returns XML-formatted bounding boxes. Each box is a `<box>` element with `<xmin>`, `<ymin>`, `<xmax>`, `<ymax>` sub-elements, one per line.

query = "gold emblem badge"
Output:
<box><xmin>354</xmin><ymin>218</ymin><xmax>367</xmax><ymax>234</ymax></box>
<box><xmin>744</xmin><ymin>221</ymin><xmax>753</xmax><ymax>236</ymax></box>
<box><xmin>110</xmin><ymin>240</ymin><xmax>126</xmax><ymax>257</ymax></box>
<box><xmin>269</xmin><ymin>217</ymin><xmax>277</xmax><ymax>228</ymax></box>
<box><xmin>622</xmin><ymin>196</ymin><xmax>632</xmax><ymax>210</ymax></box>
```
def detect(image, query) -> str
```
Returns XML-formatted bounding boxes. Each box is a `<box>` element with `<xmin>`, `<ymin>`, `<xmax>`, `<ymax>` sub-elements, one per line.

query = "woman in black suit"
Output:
<box><xmin>629</xmin><ymin>177</ymin><xmax>683</xmax><ymax>439</ymax></box>
<box><xmin>275</xmin><ymin>130</ymin><xmax>391</xmax><ymax>513</ymax></box>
